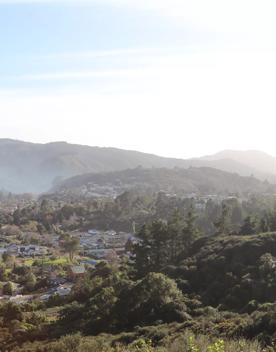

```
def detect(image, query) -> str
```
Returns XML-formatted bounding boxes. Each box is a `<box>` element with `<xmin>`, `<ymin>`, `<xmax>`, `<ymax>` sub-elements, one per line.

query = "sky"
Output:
<box><xmin>1</xmin><ymin>0</ymin><xmax>276</xmax><ymax>158</ymax></box>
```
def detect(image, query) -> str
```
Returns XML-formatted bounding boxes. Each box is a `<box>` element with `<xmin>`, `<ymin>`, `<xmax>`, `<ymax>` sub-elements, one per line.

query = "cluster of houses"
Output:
<box><xmin>0</xmin><ymin>264</ymin><xmax>84</xmax><ymax>304</ymax></box>
<box><xmin>39</xmin><ymin>265</ymin><xmax>87</xmax><ymax>301</ymax></box>
<box><xmin>79</xmin><ymin>229</ymin><xmax>133</xmax><ymax>259</ymax></box>
<box><xmin>4</xmin><ymin>243</ymin><xmax>50</xmax><ymax>257</ymax></box>
<box><xmin>0</xmin><ymin>227</ymin><xmax>139</xmax><ymax>304</ymax></box>
<box><xmin>0</xmin><ymin>229</ymin><xmax>135</xmax><ymax>261</ymax></box>
<box><xmin>40</xmin><ymin>283</ymin><xmax>73</xmax><ymax>301</ymax></box>
<box><xmin>69</xmin><ymin>183</ymin><xmax>126</xmax><ymax>199</ymax></box>
<box><xmin>0</xmin><ymin>284</ymin><xmax>74</xmax><ymax>304</ymax></box>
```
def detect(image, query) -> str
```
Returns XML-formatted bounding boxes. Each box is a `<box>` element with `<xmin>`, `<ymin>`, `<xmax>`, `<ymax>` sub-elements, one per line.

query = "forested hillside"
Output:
<box><xmin>54</xmin><ymin>167</ymin><xmax>275</xmax><ymax>198</ymax></box>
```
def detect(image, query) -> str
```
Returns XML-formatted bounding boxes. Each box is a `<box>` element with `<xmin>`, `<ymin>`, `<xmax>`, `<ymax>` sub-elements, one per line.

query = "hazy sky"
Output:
<box><xmin>1</xmin><ymin>0</ymin><xmax>276</xmax><ymax>158</ymax></box>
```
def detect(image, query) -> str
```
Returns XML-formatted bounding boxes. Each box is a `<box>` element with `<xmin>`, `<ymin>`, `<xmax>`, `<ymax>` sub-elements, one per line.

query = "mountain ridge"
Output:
<box><xmin>0</xmin><ymin>139</ymin><xmax>276</xmax><ymax>193</ymax></box>
<box><xmin>200</xmin><ymin>149</ymin><xmax>276</xmax><ymax>176</ymax></box>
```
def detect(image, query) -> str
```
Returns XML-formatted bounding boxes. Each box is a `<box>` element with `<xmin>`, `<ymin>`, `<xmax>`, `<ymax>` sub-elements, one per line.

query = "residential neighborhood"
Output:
<box><xmin>0</xmin><ymin>226</ymin><xmax>135</xmax><ymax>305</ymax></box>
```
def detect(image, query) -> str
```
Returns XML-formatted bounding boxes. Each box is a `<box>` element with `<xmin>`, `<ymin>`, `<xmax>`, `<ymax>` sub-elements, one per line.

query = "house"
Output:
<box><xmin>6</xmin><ymin>243</ymin><xmax>18</xmax><ymax>254</ymax></box>
<box><xmin>40</xmin><ymin>293</ymin><xmax>51</xmax><ymax>301</ymax></box>
<box><xmin>80</xmin><ymin>259</ymin><xmax>97</xmax><ymax>267</ymax></box>
<box><xmin>68</xmin><ymin>265</ymin><xmax>86</xmax><ymax>281</ymax></box>
<box><xmin>18</xmin><ymin>245</ymin><xmax>48</xmax><ymax>257</ymax></box>
<box><xmin>0</xmin><ymin>248</ymin><xmax>7</xmax><ymax>256</ymax></box>
<box><xmin>48</xmin><ymin>235</ymin><xmax>60</xmax><ymax>248</ymax></box>
<box><xmin>48</xmin><ymin>271</ymin><xmax>66</xmax><ymax>286</ymax></box>
<box><xmin>56</xmin><ymin>285</ymin><xmax>71</xmax><ymax>297</ymax></box>
<box><xmin>88</xmin><ymin>249</ymin><xmax>108</xmax><ymax>259</ymax></box>
<box><xmin>104</xmin><ymin>230</ymin><xmax>116</xmax><ymax>236</ymax></box>
<box><xmin>88</xmin><ymin>229</ymin><xmax>99</xmax><ymax>235</ymax></box>
<box><xmin>10</xmin><ymin>295</ymin><xmax>33</xmax><ymax>304</ymax></box>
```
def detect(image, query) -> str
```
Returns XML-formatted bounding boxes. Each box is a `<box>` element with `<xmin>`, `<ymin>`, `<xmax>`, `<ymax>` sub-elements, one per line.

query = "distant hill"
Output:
<box><xmin>0</xmin><ymin>139</ymin><xmax>194</xmax><ymax>193</ymax></box>
<box><xmin>198</xmin><ymin>150</ymin><xmax>276</xmax><ymax>182</ymax></box>
<box><xmin>0</xmin><ymin>139</ymin><xmax>276</xmax><ymax>193</ymax></box>
<box><xmin>54</xmin><ymin>166</ymin><xmax>275</xmax><ymax>197</ymax></box>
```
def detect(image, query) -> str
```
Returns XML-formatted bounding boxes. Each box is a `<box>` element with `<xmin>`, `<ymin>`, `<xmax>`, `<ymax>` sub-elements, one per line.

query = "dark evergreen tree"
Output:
<box><xmin>214</xmin><ymin>204</ymin><xmax>231</xmax><ymax>235</ymax></box>
<box><xmin>239</xmin><ymin>216</ymin><xmax>258</xmax><ymax>235</ymax></box>
<box><xmin>182</xmin><ymin>206</ymin><xmax>199</xmax><ymax>251</ymax></box>
<box><xmin>168</xmin><ymin>209</ymin><xmax>184</xmax><ymax>263</ymax></box>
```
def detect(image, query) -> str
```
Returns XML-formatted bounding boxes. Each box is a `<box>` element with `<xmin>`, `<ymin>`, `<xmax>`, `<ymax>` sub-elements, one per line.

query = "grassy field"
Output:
<box><xmin>24</xmin><ymin>256</ymin><xmax>68</xmax><ymax>266</ymax></box>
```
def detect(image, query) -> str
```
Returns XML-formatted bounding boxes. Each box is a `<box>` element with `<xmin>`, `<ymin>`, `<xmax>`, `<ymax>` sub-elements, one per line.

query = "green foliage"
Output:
<box><xmin>239</xmin><ymin>216</ymin><xmax>258</xmax><ymax>235</ymax></box>
<box><xmin>46</xmin><ymin>333</ymin><xmax>83</xmax><ymax>352</ymax></box>
<box><xmin>124</xmin><ymin>272</ymin><xmax>188</xmax><ymax>326</ymax></box>
<box><xmin>170</xmin><ymin>232</ymin><xmax>276</xmax><ymax>309</ymax></box>
<box><xmin>187</xmin><ymin>336</ymin><xmax>200</xmax><ymax>352</ymax></box>
<box><xmin>206</xmin><ymin>339</ymin><xmax>224</xmax><ymax>352</ymax></box>
<box><xmin>59</xmin><ymin>264</ymin><xmax>188</xmax><ymax>335</ymax></box>
<box><xmin>3</xmin><ymin>281</ymin><xmax>13</xmax><ymax>295</ymax></box>
<box><xmin>129</xmin><ymin>338</ymin><xmax>154</xmax><ymax>352</ymax></box>
<box><xmin>62</xmin><ymin>236</ymin><xmax>80</xmax><ymax>262</ymax></box>
<box><xmin>18</xmin><ymin>332</ymin><xmax>267</xmax><ymax>352</ymax></box>
<box><xmin>0</xmin><ymin>263</ymin><xmax>8</xmax><ymax>281</ymax></box>
<box><xmin>214</xmin><ymin>204</ymin><xmax>230</xmax><ymax>235</ymax></box>
<box><xmin>0</xmin><ymin>301</ymin><xmax>23</xmax><ymax>324</ymax></box>
<box><xmin>133</xmin><ymin>211</ymin><xmax>200</xmax><ymax>277</ymax></box>
<box><xmin>24</xmin><ymin>272</ymin><xmax>37</xmax><ymax>292</ymax></box>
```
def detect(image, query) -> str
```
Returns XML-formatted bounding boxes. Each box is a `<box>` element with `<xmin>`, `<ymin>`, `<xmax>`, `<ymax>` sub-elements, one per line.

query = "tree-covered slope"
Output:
<box><xmin>55</xmin><ymin>166</ymin><xmax>275</xmax><ymax>197</ymax></box>
<box><xmin>170</xmin><ymin>232</ymin><xmax>276</xmax><ymax>310</ymax></box>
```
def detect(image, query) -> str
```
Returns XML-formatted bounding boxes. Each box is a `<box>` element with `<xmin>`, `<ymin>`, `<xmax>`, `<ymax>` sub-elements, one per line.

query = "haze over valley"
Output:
<box><xmin>1</xmin><ymin>138</ymin><xmax>276</xmax><ymax>194</ymax></box>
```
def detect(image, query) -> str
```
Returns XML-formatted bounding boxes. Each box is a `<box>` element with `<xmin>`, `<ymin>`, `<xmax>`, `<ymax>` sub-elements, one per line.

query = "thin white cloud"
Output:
<box><xmin>40</xmin><ymin>47</ymin><xmax>161</xmax><ymax>61</ymax></box>
<box><xmin>11</xmin><ymin>50</ymin><xmax>193</xmax><ymax>82</ymax></box>
<box><xmin>16</xmin><ymin>68</ymin><xmax>146</xmax><ymax>81</ymax></box>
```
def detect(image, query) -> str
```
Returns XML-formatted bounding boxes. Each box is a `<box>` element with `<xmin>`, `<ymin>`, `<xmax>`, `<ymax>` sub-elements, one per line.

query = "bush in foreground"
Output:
<box><xmin>17</xmin><ymin>332</ymin><xmax>272</xmax><ymax>352</ymax></box>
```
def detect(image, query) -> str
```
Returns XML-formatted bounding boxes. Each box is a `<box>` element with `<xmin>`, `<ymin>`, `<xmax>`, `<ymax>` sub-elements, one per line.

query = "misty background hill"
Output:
<box><xmin>54</xmin><ymin>166</ymin><xmax>275</xmax><ymax>197</ymax></box>
<box><xmin>199</xmin><ymin>150</ymin><xmax>276</xmax><ymax>180</ymax></box>
<box><xmin>0</xmin><ymin>139</ymin><xmax>192</xmax><ymax>193</ymax></box>
<box><xmin>1</xmin><ymin>139</ymin><xmax>276</xmax><ymax>193</ymax></box>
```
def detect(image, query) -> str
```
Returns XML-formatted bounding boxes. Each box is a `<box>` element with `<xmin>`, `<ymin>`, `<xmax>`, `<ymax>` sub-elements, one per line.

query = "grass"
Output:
<box><xmin>24</xmin><ymin>256</ymin><xmax>68</xmax><ymax>267</ymax></box>
<box><xmin>16</xmin><ymin>332</ymin><xmax>268</xmax><ymax>352</ymax></box>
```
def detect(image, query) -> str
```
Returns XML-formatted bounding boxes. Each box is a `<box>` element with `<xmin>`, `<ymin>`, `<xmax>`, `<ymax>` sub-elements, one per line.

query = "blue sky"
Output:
<box><xmin>1</xmin><ymin>0</ymin><xmax>276</xmax><ymax>158</ymax></box>
<box><xmin>0</xmin><ymin>1</ymin><xmax>199</xmax><ymax>87</ymax></box>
